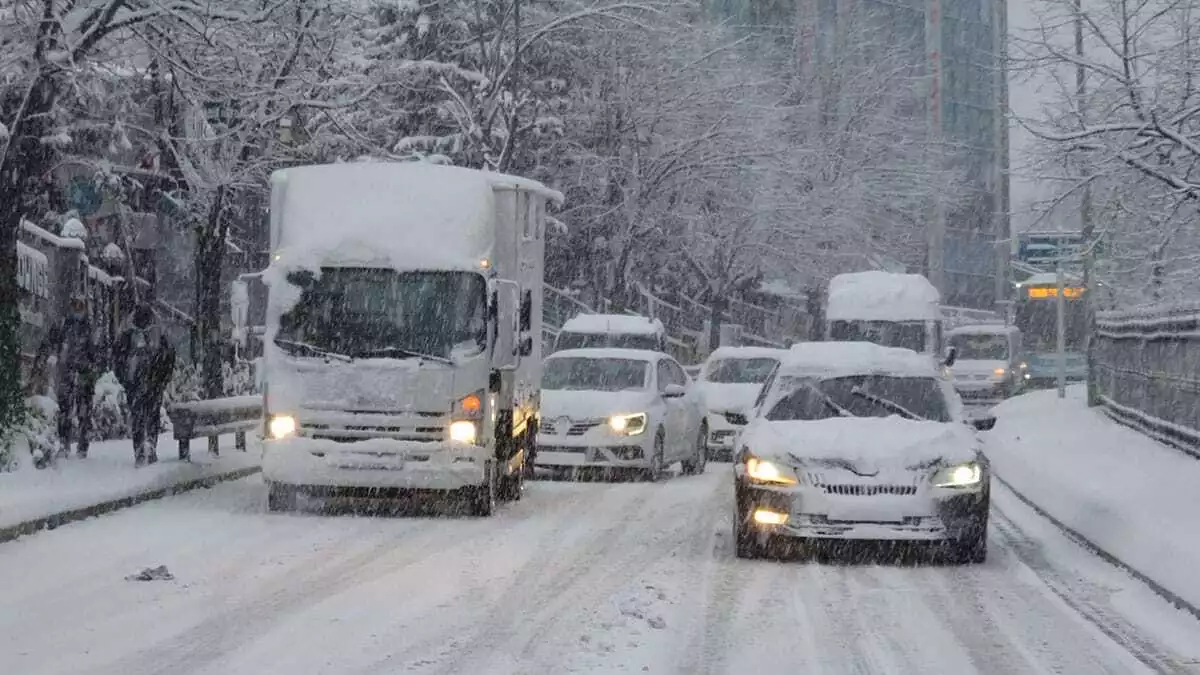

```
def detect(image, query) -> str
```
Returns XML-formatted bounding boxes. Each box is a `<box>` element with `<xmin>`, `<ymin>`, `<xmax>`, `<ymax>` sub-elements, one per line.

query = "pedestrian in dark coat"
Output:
<box><xmin>114</xmin><ymin>304</ymin><xmax>176</xmax><ymax>466</ymax></box>
<box><xmin>34</xmin><ymin>294</ymin><xmax>99</xmax><ymax>461</ymax></box>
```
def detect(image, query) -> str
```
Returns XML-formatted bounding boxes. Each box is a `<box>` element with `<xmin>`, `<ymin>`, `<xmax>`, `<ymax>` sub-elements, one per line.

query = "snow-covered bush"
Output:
<box><xmin>1</xmin><ymin>397</ymin><xmax>60</xmax><ymax>472</ymax></box>
<box><xmin>90</xmin><ymin>371</ymin><xmax>130</xmax><ymax>441</ymax></box>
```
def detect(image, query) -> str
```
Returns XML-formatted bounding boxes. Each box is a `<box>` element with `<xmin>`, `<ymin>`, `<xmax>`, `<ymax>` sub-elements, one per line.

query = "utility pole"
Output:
<box><xmin>1075</xmin><ymin>0</ymin><xmax>1099</xmax><ymax>406</ymax></box>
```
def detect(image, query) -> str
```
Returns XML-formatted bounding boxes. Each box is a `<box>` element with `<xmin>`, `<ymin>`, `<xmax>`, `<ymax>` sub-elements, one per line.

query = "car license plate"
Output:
<box><xmin>826</xmin><ymin>503</ymin><xmax>906</xmax><ymax>524</ymax></box>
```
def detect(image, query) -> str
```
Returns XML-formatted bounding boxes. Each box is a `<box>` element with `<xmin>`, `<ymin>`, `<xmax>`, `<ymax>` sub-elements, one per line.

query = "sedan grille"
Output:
<box><xmin>820</xmin><ymin>484</ymin><xmax>917</xmax><ymax>496</ymax></box>
<box><xmin>539</xmin><ymin>419</ymin><xmax>604</xmax><ymax>436</ymax></box>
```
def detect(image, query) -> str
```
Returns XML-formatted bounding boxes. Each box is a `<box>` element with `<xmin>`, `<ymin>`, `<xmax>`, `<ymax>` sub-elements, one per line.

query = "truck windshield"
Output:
<box><xmin>947</xmin><ymin>333</ymin><xmax>1009</xmax><ymax>360</ymax></box>
<box><xmin>555</xmin><ymin>332</ymin><xmax>660</xmax><ymax>351</ymax></box>
<box><xmin>828</xmin><ymin>319</ymin><xmax>927</xmax><ymax>353</ymax></box>
<box><xmin>275</xmin><ymin>269</ymin><xmax>486</xmax><ymax>360</ymax></box>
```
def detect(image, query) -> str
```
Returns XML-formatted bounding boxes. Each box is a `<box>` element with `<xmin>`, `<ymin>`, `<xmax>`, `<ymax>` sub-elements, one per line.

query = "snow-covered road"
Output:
<box><xmin>2</xmin><ymin>468</ymin><xmax>1197</xmax><ymax>675</ymax></box>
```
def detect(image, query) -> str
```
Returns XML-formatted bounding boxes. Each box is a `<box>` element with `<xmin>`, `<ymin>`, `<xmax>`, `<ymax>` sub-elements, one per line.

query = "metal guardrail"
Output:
<box><xmin>167</xmin><ymin>395</ymin><xmax>262</xmax><ymax>461</ymax></box>
<box><xmin>1093</xmin><ymin>304</ymin><xmax>1200</xmax><ymax>457</ymax></box>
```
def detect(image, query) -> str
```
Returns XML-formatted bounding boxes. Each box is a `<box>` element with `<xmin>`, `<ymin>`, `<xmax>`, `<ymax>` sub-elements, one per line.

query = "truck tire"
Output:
<box><xmin>470</xmin><ymin>462</ymin><xmax>497</xmax><ymax>516</ymax></box>
<box><xmin>267</xmin><ymin>482</ymin><xmax>297</xmax><ymax>512</ymax></box>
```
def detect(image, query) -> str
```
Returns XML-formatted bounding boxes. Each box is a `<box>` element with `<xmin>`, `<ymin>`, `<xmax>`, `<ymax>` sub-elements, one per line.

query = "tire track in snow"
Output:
<box><xmin>421</xmin><ymin>478</ymin><xmax>716</xmax><ymax>675</ymax></box>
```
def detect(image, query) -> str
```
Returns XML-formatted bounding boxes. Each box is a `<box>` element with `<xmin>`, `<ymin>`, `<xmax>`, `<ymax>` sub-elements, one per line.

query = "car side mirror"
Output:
<box><xmin>663</xmin><ymin>383</ymin><xmax>686</xmax><ymax>398</ymax></box>
<box><xmin>944</xmin><ymin>346</ymin><xmax>958</xmax><ymax>368</ymax></box>
<box><xmin>970</xmin><ymin>415</ymin><xmax>997</xmax><ymax>432</ymax></box>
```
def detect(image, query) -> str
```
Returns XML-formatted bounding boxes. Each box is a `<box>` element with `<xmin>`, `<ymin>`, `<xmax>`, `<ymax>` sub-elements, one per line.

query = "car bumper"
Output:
<box><xmin>262</xmin><ymin>436</ymin><xmax>490</xmax><ymax>491</ymax></box>
<box><xmin>735</xmin><ymin>480</ymin><xmax>988</xmax><ymax>542</ymax></box>
<box><xmin>535</xmin><ymin>433</ymin><xmax>656</xmax><ymax>469</ymax></box>
<box><xmin>705</xmin><ymin>415</ymin><xmax>743</xmax><ymax>458</ymax></box>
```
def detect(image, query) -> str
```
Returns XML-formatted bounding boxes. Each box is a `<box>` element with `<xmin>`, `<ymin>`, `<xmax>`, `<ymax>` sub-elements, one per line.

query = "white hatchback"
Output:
<box><xmin>535</xmin><ymin>348</ymin><xmax>708</xmax><ymax>480</ymax></box>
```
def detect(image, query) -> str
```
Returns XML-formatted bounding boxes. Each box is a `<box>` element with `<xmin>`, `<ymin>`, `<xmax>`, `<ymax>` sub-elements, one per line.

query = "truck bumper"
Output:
<box><xmin>262</xmin><ymin>436</ymin><xmax>490</xmax><ymax>491</ymax></box>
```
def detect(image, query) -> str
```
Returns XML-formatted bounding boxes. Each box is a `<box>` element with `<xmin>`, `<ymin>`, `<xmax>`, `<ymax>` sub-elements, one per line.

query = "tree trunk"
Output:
<box><xmin>708</xmin><ymin>295</ymin><xmax>727</xmax><ymax>352</ymax></box>
<box><xmin>194</xmin><ymin>186</ymin><xmax>229</xmax><ymax>400</ymax></box>
<box><xmin>0</xmin><ymin>73</ymin><xmax>58</xmax><ymax>430</ymax></box>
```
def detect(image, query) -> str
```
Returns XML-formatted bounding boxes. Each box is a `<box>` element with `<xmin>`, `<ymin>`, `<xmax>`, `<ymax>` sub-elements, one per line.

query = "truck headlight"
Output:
<box><xmin>449</xmin><ymin>420</ymin><xmax>478</xmax><ymax>444</ymax></box>
<box><xmin>268</xmin><ymin>414</ymin><xmax>297</xmax><ymax>440</ymax></box>
<box><xmin>608</xmin><ymin>412</ymin><xmax>647</xmax><ymax>436</ymax></box>
<box><xmin>932</xmin><ymin>462</ymin><xmax>983</xmax><ymax>488</ymax></box>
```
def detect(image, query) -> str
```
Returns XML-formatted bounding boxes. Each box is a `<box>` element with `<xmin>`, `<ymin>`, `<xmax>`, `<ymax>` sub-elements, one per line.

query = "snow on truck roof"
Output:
<box><xmin>825</xmin><ymin>271</ymin><xmax>941</xmax><ymax>321</ymax></box>
<box><xmin>546</xmin><ymin>348</ymin><xmax>662</xmax><ymax>362</ymax></box>
<box><xmin>269</xmin><ymin>162</ymin><xmax>562</xmax><ymax>271</ymax></box>
<box><xmin>781</xmin><ymin>341</ymin><xmax>941</xmax><ymax>379</ymax></box>
<box><xmin>560</xmin><ymin>313</ymin><xmax>665</xmax><ymax>335</ymax></box>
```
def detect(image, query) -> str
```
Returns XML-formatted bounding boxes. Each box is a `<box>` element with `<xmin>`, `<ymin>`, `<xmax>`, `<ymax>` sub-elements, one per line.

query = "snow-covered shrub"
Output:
<box><xmin>164</xmin><ymin>363</ymin><xmax>202</xmax><ymax>406</ymax></box>
<box><xmin>1</xmin><ymin>397</ymin><xmax>60</xmax><ymax>471</ymax></box>
<box><xmin>90</xmin><ymin>371</ymin><xmax>130</xmax><ymax>441</ymax></box>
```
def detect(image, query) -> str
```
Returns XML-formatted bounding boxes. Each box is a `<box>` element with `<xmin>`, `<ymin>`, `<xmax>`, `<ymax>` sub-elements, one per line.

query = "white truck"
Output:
<box><xmin>260</xmin><ymin>162</ymin><xmax>562</xmax><ymax>515</ymax></box>
<box><xmin>824</xmin><ymin>270</ymin><xmax>948</xmax><ymax>362</ymax></box>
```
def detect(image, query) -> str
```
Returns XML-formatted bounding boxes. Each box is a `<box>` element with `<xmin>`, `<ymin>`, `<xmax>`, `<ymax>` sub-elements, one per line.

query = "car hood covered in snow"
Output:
<box><xmin>698</xmin><ymin>382</ymin><xmax>762</xmax><ymax>414</ymax></box>
<box><xmin>741</xmin><ymin>416</ymin><xmax>979</xmax><ymax>471</ymax></box>
<box><xmin>540</xmin><ymin>389</ymin><xmax>658</xmax><ymax>420</ymax></box>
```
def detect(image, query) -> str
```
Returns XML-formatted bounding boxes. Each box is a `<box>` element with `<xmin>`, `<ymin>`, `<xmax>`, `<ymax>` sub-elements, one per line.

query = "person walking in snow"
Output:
<box><xmin>33</xmin><ymin>294</ymin><xmax>99</xmax><ymax>465</ymax></box>
<box><xmin>114</xmin><ymin>304</ymin><xmax>175</xmax><ymax>467</ymax></box>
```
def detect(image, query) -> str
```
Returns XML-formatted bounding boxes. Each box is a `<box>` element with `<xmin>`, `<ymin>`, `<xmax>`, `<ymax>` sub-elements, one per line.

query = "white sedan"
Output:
<box><xmin>535</xmin><ymin>348</ymin><xmax>708</xmax><ymax>480</ymax></box>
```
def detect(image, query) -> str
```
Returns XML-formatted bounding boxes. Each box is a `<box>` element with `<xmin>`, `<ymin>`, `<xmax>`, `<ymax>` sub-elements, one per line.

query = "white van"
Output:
<box><xmin>552</xmin><ymin>314</ymin><xmax>667</xmax><ymax>353</ymax></box>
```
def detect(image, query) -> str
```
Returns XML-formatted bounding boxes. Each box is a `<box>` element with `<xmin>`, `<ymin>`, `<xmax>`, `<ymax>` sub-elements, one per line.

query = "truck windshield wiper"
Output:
<box><xmin>274</xmin><ymin>338</ymin><xmax>354</xmax><ymax>363</ymax></box>
<box><xmin>850</xmin><ymin>387</ymin><xmax>926</xmax><ymax>421</ymax></box>
<box><xmin>358</xmin><ymin>346</ymin><xmax>453</xmax><ymax>364</ymax></box>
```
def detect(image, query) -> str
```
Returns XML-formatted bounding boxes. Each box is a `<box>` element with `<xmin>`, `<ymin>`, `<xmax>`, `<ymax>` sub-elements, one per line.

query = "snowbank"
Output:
<box><xmin>783</xmin><ymin>341</ymin><xmax>939</xmax><ymax>379</ymax></box>
<box><xmin>987</xmin><ymin>386</ymin><xmax>1200</xmax><ymax>610</ymax></box>
<box><xmin>560</xmin><ymin>313</ymin><xmax>664</xmax><ymax>336</ymax></box>
<box><xmin>826</xmin><ymin>271</ymin><xmax>941</xmax><ymax>321</ymax></box>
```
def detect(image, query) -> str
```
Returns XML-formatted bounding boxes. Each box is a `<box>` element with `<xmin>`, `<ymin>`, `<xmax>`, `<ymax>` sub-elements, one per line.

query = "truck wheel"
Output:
<box><xmin>498</xmin><ymin>460</ymin><xmax>523</xmax><ymax>502</ymax></box>
<box><xmin>470</xmin><ymin>463</ymin><xmax>497</xmax><ymax>516</ymax></box>
<box><xmin>267</xmin><ymin>482</ymin><xmax>297</xmax><ymax>512</ymax></box>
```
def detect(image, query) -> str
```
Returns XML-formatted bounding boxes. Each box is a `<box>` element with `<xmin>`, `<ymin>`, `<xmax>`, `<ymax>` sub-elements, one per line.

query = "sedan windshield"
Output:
<box><xmin>948</xmin><ymin>333</ymin><xmax>1009</xmax><ymax>360</ymax></box>
<box><xmin>275</xmin><ymin>269</ymin><xmax>486</xmax><ymax>360</ymax></box>
<box><xmin>766</xmin><ymin>375</ymin><xmax>951</xmax><ymax>423</ymax></box>
<box><xmin>543</xmin><ymin>357</ymin><xmax>649</xmax><ymax>391</ymax></box>
<box><xmin>705</xmin><ymin>357</ymin><xmax>779</xmax><ymax>384</ymax></box>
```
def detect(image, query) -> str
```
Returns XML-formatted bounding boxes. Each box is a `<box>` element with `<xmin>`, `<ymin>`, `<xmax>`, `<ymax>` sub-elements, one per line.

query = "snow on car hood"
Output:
<box><xmin>698</xmin><ymin>382</ymin><xmax>762</xmax><ymax>414</ymax></box>
<box><xmin>741</xmin><ymin>416</ymin><xmax>978</xmax><ymax>470</ymax></box>
<box><xmin>540</xmin><ymin>389</ymin><xmax>658</xmax><ymax>420</ymax></box>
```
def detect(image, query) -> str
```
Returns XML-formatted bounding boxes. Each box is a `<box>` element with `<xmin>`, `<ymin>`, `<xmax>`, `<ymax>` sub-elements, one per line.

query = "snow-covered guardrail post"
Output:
<box><xmin>167</xmin><ymin>396</ymin><xmax>263</xmax><ymax>461</ymax></box>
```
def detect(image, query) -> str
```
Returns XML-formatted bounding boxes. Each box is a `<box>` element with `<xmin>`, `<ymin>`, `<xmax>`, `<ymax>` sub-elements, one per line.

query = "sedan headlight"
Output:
<box><xmin>449</xmin><ymin>420</ymin><xmax>478</xmax><ymax>444</ymax></box>
<box><xmin>932</xmin><ymin>462</ymin><xmax>983</xmax><ymax>488</ymax></box>
<box><xmin>268</xmin><ymin>414</ymin><xmax>297</xmax><ymax>440</ymax></box>
<box><xmin>745</xmin><ymin>455</ymin><xmax>800</xmax><ymax>486</ymax></box>
<box><xmin>608</xmin><ymin>412</ymin><xmax>647</xmax><ymax>436</ymax></box>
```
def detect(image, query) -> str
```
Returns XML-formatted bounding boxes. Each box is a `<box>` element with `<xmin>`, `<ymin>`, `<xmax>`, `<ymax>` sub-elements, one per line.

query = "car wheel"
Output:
<box><xmin>681</xmin><ymin>423</ymin><xmax>708</xmax><ymax>476</ymax></box>
<box><xmin>267</xmin><ymin>482</ymin><xmax>297</xmax><ymax>512</ymax></box>
<box><xmin>470</xmin><ymin>462</ymin><xmax>497</xmax><ymax>516</ymax></box>
<box><xmin>644</xmin><ymin>431</ymin><xmax>666</xmax><ymax>482</ymax></box>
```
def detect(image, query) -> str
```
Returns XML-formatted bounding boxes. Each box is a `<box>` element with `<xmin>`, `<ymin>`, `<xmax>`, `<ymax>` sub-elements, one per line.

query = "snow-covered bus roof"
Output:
<box><xmin>781</xmin><ymin>341</ymin><xmax>940</xmax><ymax>379</ymax></box>
<box><xmin>560</xmin><ymin>313</ymin><xmax>665</xmax><ymax>335</ymax></box>
<box><xmin>269</xmin><ymin>162</ymin><xmax>563</xmax><ymax>271</ymax></box>
<box><xmin>826</xmin><ymin>271</ymin><xmax>941</xmax><ymax>321</ymax></box>
<box><xmin>706</xmin><ymin>346</ymin><xmax>787</xmax><ymax>361</ymax></box>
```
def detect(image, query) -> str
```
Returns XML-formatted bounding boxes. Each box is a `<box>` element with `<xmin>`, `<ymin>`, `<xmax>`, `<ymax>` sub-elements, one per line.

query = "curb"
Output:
<box><xmin>994</xmin><ymin>474</ymin><xmax>1200</xmax><ymax>623</ymax></box>
<box><xmin>0</xmin><ymin>465</ymin><xmax>262</xmax><ymax>545</ymax></box>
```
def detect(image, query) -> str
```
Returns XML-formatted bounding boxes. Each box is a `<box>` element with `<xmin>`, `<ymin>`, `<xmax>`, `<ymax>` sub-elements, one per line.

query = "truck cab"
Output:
<box><xmin>259</xmin><ymin>162</ymin><xmax>561</xmax><ymax>515</ymax></box>
<box><xmin>552</xmin><ymin>314</ymin><xmax>667</xmax><ymax>354</ymax></box>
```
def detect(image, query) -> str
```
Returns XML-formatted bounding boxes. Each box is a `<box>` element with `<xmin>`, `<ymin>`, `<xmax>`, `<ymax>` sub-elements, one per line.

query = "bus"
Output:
<box><xmin>1013</xmin><ymin>273</ymin><xmax>1088</xmax><ymax>387</ymax></box>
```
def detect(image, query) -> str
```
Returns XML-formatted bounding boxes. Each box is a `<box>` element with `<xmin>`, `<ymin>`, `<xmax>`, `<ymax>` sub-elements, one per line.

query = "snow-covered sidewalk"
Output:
<box><xmin>986</xmin><ymin>385</ymin><xmax>1200</xmax><ymax>612</ymax></box>
<box><xmin>0</xmin><ymin>433</ymin><xmax>260</xmax><ymax>534</ymax></box>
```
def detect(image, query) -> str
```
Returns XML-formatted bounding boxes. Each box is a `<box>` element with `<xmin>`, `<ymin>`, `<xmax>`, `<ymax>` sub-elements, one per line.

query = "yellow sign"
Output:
<box><xmin>1027</xmin><ymin>286</ymin><xmax>1083</xmax><ymax>299</ymax></box>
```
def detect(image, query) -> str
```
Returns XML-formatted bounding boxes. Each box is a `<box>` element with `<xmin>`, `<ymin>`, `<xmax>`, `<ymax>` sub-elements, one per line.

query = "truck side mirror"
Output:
<box><xmin>491</xmin><ymin>279</ymin><xmax>521</xmax><ymax>371</ymax></box>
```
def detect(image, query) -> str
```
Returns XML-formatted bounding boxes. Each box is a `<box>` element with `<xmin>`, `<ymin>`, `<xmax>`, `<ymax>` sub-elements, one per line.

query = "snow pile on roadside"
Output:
<box><xmin>986</xmin><ymin>385</ymin><xmax>1200</xmax><ymax>610</ymax></box>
